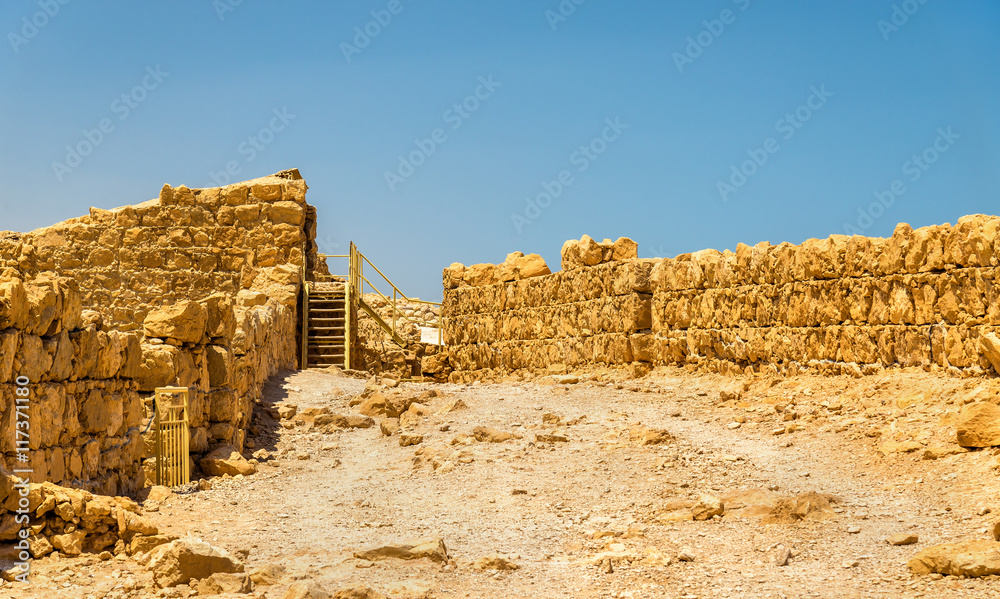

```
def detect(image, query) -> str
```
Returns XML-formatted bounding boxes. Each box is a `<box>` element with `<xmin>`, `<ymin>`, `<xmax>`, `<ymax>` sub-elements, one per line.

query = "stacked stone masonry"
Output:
<box><xmin>443</xmin><ymin>216</ymin><xmax>1000</xmax><ymax>378</ymax></box>
<box><xmin>0</xmin><ymin>171</ymin><xmax>318</xmax><ymax>513</ymax></box>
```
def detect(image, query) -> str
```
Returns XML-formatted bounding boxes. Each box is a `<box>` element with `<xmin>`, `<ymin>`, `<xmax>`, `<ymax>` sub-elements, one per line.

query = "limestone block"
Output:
<box><xmin>205</xmin><ymin>346</ymin><xmax>232</xmax><ymax>387</ymax></box>
<box><xmin>137</xmin><ymin>345</ymin><xmax>179</xmax><ymax>392</ymax></box>
<box><xmin>143</xmin><ymin>301</ymin><xmax>207</xmax><ymax>344</ymax></box>
<box><xmin>0</xmin><ymin>279</ymin><xmax>27</xmax><ymax>330</ymax></box>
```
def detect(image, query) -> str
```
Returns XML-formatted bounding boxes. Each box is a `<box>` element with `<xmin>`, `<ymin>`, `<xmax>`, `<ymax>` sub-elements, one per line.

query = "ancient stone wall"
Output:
<box><xmin>0</xmin><ymin>171</ymin><xmax>314</xmax><ymax>330</ymax></box>
<box><xmin>0</xmin><ymin>172</ymin><xmax>317</xmax><ymax>502</ymax></box>
<box><xmin>440</xmin><ymin>239</ymin><xmax>652</xmax><ymax>381</ymax></box>
<box><xmin>652</xmin><ymin>215</ymin><xmax>1000</xmax><ymax>376</ymax></box>
<box><xmin>0</xmin><ymin>276</ymin><xmax>144</xmax><ymax>497</ymax></box>
<box><xmin>443</xmin><ymin>216</ymin><xmax>1000</xmax><ymax>379</ymax></box>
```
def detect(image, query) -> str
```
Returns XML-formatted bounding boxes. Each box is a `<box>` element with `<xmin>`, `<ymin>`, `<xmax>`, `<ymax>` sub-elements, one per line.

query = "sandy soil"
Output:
<box><xmin>5</xmin><ymin>367</ymin><xmax>1000</xmax><ymax>598</ymax></box>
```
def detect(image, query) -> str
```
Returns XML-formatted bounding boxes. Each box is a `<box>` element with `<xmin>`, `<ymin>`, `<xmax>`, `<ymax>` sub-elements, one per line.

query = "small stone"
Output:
<box><xmin>400</xmin><ymin>434</ymin><xmax>424</xmax><ymax>447</ymax></box>
<box><xmin>380</xmin><ymin>418</ymin><xmax>400</xmax><ymax>436</ymax></box>
<box><xmin>842</xmin><ymin>559</ymin><xmax>859</xmax><ymax>568</ymax></box>
<box><xmin>535</xmin><ymin>434</ymin><xmax>569</xmax><ymax>444</ymax></box>
<box><xmin>677</xmin><ymin>548</ymin><xmax>696</xmax><ymax>562</ymax></box>
<box><xmin>472</xmin><ymin>555</ymin><xmax>519</xmax><ymax>571</ymax></box>
<box><xmin>887</xmin><ymin>534</ymin><xmax>919</xmax><ymax>546</ymax></box>
<box><xmin>691</xmin><ymin>495</ymin><xmax>725</xmax><ymax>521</ymax></box>
<box><xmin>992</xmin><ymin>521</ymin><xmax>1000</xmax><ymax>541</ymax></box>
<box><xmin>775</xmin><ymin>548</ymin><xmax>791</xmax><ymax>566</ymax></box>
<box><xmin>847</xmin><ymin>525</ymin><xmax>861</xmax><ymax>534</ymax></box>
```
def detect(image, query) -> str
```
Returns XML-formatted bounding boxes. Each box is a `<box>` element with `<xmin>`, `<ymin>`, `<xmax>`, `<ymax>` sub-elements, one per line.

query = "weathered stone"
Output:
<box><xmin>887</xmin><ymin>533</ymin><xmax>919</xmax><ymax>546</ymax></box>
<box><xmin>282</xmin><ymin>581</ymin><xmax>334</xmax><ymax>599</ymax></box>
<box><xmin>143</xmin><ymin>301</ymin><xmax>207</xmax><ymax>343</ymax></box>
<box><xmin>472</xmin><ymin>426</ymin><xmax>521</xmax><ymax>443</ymax></box>
<box><xmin>380</xmin><ymin>418</ymin><xmax>400</xmax><ymax>436</ymax></box>
<box><xmin>353</xmin><ymin>537</ymin><xmax>449</xmax><ymax>563</ymax></box>
<box><xmin>196</xmin><ymin>572</ymin><xmax>253</xmax><ymax>595</ymax></box>
<box><xmin>628</xmin><ymin>425</ymin><xmax>674</xmax><ymax>446</ymax></box>
<box><xmin>331</xmin><ymin>585</ymin><xmax>386</xmax><ymax>599</ymax></box>
<box><xmin>147</xmin><ymin>538</ymin><xmax>244</xmax><ymax>588</ymax></box>
<box><xmin>128</xmin><ymin>534</ymin><xmax>178</xmax><ymax>556</ymax></box>
<box><xmin>472</xmin><ymin>555</ymin><xmax>519</xmax><ymax>571</ymax></box>
<box><xmin>399</xmin><ymin>434</ymin><xmax>423</xmax><ymax>447</ymax></box>
<box><xmin>956</xmin><ymin>402</ymin><xmax>1000</xmax><ymax>448</ymax></box>
<box><xmin>199</xmin><ymin>445</ymin><xmax>257</xmax><ymax>476</ymax></box>
<box><xmin>908</xmin><ymin>540</ymin><xmax>1000</xmax><ymax>577</ymax></box>
<box><xmin>50</xmin><ymin>530</ymin><xmax>86</xmax><ymax>556</ymax></box>
<box><xmin>249</xmin><ymin>563</ymin><xmax>287</xmax><ymax>586</ymax></box>
<box><xmin>762</xmin><ymin>493</ymin><xmax>838</xmax><ymax>524</ymax></box>
<box><xmin>691</xmin><ymin>495</ymin><xmax>725</xmax><ymax>521</ymax></box>
<box><xmin>612</xmin><ymin>237</ymin><xmax>639</xmax><ymax>261</ymax></box>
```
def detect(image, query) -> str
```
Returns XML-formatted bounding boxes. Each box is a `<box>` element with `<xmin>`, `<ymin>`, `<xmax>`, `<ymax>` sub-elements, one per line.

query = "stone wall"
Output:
<box><xmin>442</xmin><ymin>216</ymin><xmax>1000</xmax><ymax>379</ymax></box>
<box><xmin>440</xmin><ymin>238</ymin><xmax>652</xmax><ymax>381</ymax></box>
<box><xmin>651</xmin><ymin>215</ymin><xmax>1000</xmax><ymax>376</ymax></box>
<box><xmin>0</xmin><ymin>170</ymin><xmax>316</xmax><ymax>331</ymax></box>
<box><xmin>0</xmin><ymin>171</ymin><xmax>318</xmax><ymax>498</ymax></box>
<box><xmin>0</xmin><ymin>276</ymin><xmax>143</xmax><ymax>497</ymax></box>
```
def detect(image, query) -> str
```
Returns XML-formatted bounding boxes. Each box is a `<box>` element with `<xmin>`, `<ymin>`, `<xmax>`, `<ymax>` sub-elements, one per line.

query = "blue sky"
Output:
<box><xmin>1</xmin><ymin>0</ymin><xmax>997</xmax><ymax>300</ymax></box>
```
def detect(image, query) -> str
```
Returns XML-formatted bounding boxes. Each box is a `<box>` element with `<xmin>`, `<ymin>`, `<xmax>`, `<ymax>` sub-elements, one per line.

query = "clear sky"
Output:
<box><xmin>2</xmin><ymin>1</ymin><xmax>997</xmax><ymax>300</ymax></box>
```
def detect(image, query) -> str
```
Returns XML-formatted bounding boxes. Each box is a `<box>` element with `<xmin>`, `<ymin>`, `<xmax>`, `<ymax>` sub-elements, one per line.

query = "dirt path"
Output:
<box><xmin>8</xmin><ymin>368</ymin><xmax>1000</xmax><ymax>598</ymax></box>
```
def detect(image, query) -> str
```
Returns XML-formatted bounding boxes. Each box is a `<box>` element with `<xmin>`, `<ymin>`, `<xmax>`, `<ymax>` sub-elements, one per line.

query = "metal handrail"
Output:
<box><xmin>317</xmin><ymin>248</ymin><xmax>442</xmax><ymax>348</ymax></box>
<box><xmin>361</xmin><ymin>273</ymin><xmax>435</xmax><ymax>332</ymax></box>
<box><xmin>360</xmin><ymin>253</ymin><xmax>441</xmax><ymax>307</ymax></box>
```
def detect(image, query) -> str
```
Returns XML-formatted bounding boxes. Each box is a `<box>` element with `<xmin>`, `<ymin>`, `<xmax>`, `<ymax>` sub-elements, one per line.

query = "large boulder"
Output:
<box><xmin>143</xmin><ymin>301</ymin><xmax>207</xmax><ymax>343</ymax></box>
<box><xmin>956</xmin><ymin>402</ymin><xmax>1000</xmax><ymax>448</ymax></box>
<box><xmin>199</xmin><ymin>445</ymin><xmax>257</xmax><ymax>476</ymax></box>
<box><xmin>147</xmin><ymin>538</ymin><xmax>244</xmax><ymax>588</ymax></box>
<box><xmin>908</xmin><ymin>540</ymin><xmax>1000</xmax><ymax>577</ymax></box>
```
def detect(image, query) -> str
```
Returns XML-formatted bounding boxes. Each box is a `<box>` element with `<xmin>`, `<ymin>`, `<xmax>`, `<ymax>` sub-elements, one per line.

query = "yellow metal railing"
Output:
<box><xmin>318</xmin><ymin>243</ymin><xmax>442</xmax><ymax>353</ymax></box>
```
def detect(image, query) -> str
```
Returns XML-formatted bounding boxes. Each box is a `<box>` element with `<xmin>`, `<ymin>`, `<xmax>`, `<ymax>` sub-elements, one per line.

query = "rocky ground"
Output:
<box><xmin>3</xmin><ymin>366</ymin><xmax>1000</xmax><ymax>598</ymax></box>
